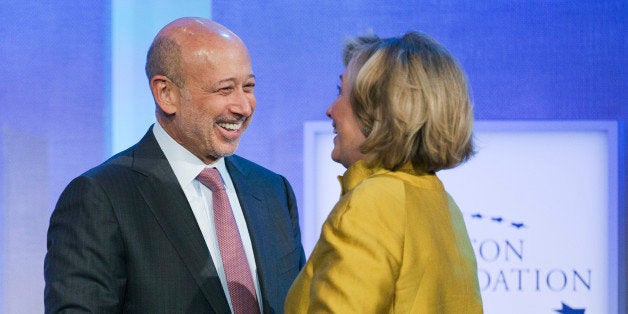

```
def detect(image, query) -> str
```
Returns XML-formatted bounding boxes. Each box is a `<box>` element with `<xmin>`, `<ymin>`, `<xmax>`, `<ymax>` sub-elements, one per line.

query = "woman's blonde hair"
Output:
<box><xmin>344</xmin><ymin>31</ymin><xmax>475</xmax><ymax>172</ymax></box>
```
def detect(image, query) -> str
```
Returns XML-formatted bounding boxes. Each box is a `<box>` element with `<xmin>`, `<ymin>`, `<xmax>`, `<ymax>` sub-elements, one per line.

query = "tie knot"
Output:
<box><xmin>197</xmin><ymin>168</ymin><xmax>225</xmax><ymax>192</ymax></box>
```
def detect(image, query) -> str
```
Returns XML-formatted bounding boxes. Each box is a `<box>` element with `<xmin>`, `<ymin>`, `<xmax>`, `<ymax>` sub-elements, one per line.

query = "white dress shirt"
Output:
<box><xmin>152</xmin><ymin>123</ymin><xmax>262</xmax><ymax>313</ymax></box>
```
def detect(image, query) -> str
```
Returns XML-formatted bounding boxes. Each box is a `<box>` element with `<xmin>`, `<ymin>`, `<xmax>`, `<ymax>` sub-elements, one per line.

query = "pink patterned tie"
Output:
<box><xmin>197</xmin><ymin>168</ymin><xmax>260</xmax><ymax>314</ymax></box>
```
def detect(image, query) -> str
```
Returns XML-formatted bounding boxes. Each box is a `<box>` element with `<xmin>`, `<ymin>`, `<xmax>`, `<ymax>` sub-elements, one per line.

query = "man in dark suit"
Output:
<box><xmin>44</xmin><ymin>17</ymin><xmax>305</xmax><ymax>313</ymax></box>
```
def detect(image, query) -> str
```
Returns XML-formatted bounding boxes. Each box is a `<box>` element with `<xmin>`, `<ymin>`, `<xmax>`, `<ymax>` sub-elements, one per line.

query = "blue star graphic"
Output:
<box><xmin>554</xmin><ymin>302</ymin><xmax>585</xmax><ymax>314</ymax></box>
<box><xmin>471</xmin><ymin>213</ymin><xmax>483</xmax><ymax>219</ymax></box>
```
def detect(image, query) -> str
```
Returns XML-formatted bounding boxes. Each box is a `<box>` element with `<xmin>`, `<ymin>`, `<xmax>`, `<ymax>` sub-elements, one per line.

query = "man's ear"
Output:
<box><xmin>150</xmin><ymin>75</ymin><xmax>179</xmax><ymax>115</ymax></box>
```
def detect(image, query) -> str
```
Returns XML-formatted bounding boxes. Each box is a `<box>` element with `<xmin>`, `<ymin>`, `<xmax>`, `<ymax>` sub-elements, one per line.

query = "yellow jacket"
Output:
<box><xmin>285</xmin><ymin>161</ymin><xmax>483</xmax><ymax>313</ymax></box>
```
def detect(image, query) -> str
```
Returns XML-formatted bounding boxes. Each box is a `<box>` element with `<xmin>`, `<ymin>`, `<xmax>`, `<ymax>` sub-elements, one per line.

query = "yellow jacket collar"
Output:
<box><xmin>338</xmin><ymin>161</ymin><xmax>428</xmax><ymax>195</ymax></box>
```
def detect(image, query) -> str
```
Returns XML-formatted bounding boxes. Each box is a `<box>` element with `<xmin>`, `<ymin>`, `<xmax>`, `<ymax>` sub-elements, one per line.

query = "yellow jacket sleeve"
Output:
<box><xmin>302</xmin><ymin>176</ymin><xmax>406</xmax><ymax>312</ymax></box>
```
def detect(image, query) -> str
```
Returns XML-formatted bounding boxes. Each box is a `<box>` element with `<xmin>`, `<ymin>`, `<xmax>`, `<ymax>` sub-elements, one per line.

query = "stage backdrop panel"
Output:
<box><xmin>303</xmin><ymin>120</ymin><xmax>622</xmax><ymax>313</ymax></box>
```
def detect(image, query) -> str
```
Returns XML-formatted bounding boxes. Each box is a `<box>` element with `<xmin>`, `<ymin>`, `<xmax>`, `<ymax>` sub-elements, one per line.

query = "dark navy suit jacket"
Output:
<box><xmin>44</xmin><ymin>127</ymin><xmax>305</xmax><ymax>313</ymax></box>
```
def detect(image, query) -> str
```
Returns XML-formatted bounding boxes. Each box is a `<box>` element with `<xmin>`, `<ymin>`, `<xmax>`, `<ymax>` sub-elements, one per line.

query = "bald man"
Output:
<box><xmin>44</xmin><ymin>17</ymin><xmax>305</xmax><ymax>313</ymax></box>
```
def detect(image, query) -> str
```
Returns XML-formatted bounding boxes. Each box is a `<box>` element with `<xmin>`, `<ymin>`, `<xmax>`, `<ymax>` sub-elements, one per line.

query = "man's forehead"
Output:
<box><xmin>161</xmin><ymin>19</ymin><xmax>236</xmax><ymax>43</ymax></box>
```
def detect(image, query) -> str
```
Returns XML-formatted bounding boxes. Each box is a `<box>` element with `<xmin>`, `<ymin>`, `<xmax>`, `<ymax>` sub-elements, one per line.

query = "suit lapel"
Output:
<box><xmin>131</xmin><ymin>129</ymin><xmax>230</xmax><ymax>313</ymax></box>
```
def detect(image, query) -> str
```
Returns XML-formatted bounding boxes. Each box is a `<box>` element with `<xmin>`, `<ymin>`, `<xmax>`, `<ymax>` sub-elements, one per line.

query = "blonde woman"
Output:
<box><xmin>285</xmin><ymin>32</ymin><xmax>483</xmax><ymax>313</ymax></box>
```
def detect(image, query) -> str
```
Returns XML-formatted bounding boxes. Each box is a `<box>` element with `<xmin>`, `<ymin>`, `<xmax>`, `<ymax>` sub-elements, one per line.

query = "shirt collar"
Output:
<box><xmin>153</xmin><ymin>122</ymin><xmax>228</xmax><ymax>189</ymax></box>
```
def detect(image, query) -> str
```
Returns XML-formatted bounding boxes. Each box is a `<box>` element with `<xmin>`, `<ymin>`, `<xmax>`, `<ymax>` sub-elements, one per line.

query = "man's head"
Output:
<box><xmin>146</xmin><ymin>17</ymin><xmax>256</xmax><ymax>164</ymax></box>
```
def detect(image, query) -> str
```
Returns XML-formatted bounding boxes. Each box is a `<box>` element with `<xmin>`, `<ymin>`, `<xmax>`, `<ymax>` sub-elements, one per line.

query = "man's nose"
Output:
<box><xmin>231</xmin><ymin>89</ymin><xmax>255</xmax><ymax>117</ymax></box>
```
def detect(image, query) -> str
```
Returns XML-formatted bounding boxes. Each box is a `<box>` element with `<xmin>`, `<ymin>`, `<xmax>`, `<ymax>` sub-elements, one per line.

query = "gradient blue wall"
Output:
<box><xmin>1</xmin><ymin>2</ymin><xmax>109</xmax><ymax>313</ymax></box>
<box><xmin>1</xmin><ymin>1</ymin><xmax>625</xmax><ymax>312</ymax></box>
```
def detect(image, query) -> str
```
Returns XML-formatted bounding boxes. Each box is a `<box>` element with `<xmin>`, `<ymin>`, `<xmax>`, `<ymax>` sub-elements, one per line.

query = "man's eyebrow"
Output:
<box><xmin>214</xmin><ymin>78</ymin><xmax>236</xmax><ymax>85</ymax></box>
<box><xmin>206</xmin><ymin>75</ymin><xmax>256</xmax><ymax>91</ymax></box>
<box><xmin>216</xmin><ymin>74</ymin><xmax>256</xmax><ymax>84</ymax></box>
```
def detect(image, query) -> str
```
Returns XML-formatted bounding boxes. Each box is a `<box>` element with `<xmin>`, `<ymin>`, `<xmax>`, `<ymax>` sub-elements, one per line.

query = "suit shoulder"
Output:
<box><xmin>227</xmin><ymin>155</ymin><xmax>284</xmax><ymax>178</ymax></box>
<box><xmin>80</xmin><ymin>144</ymin><xmax>137</xmax><ymax>180</ymax></box>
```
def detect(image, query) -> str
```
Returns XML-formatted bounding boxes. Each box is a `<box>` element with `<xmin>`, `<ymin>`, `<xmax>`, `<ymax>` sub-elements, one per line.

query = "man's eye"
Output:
<box><xmin>336</xmin><ymin>85</ymin><xmax>342</xmax><ymax>95</ymax></box>
<box><xmin>244</xmin><ymin>83</ymin><xmax>256</xmax><ymax>91</ymax></box>
<box><xmin>217</xmin><ymin>86</ymin><xmax>234</xmax><ymax>94</ymax></box>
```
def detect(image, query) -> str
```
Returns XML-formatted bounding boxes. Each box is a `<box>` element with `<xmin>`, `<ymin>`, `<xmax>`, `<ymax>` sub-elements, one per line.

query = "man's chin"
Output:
<box><xmin>215</xmin><ymin>143</ymin><xmax>240</xmax><ymax>158</ymax></box>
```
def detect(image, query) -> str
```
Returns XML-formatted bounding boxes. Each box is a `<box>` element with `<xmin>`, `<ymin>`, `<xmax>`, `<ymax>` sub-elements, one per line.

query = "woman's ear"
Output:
<box><xmin>150</xmin><ymin>75</ymin><xmax>179</xmax><ymax>115</ymax></box>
